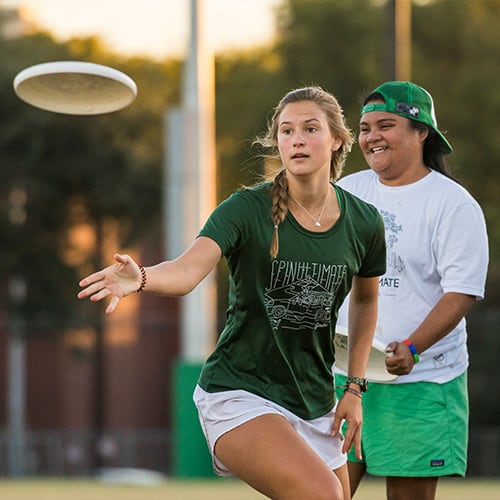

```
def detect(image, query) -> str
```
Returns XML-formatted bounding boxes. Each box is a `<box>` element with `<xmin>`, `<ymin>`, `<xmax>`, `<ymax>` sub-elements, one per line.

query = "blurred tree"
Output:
<box><xmin>0</xmin><ymin>30</ymin><xmax>181</xmax><ymax>334</ymax></box>
<box><xmin>215</xmin><ymin>49</ymin><xmax>287</xmax><ymax>197</ymax></box>
<box><xmin>412</xmin><ymin>0</ymin><xmax>500</xmax><ymax>291</ymax></box>
<box><xmin>273</xmin><ymin>0</ymin><xmax>390</xmax><ymax>168</ymax></box>
<box><xmin>0</xmin><ymin>24</ymin><xmax>182</xmax><ymax>471</ymax></box>
<box><xmin>214</xmin><ymin>0</ymin><xmax>394</xmax><ymax>196</ymax></box>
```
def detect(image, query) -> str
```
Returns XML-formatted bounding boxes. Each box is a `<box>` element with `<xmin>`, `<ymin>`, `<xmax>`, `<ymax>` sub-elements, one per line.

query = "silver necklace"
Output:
<box><xmin>290</xmin><ymin>185</ymin><xmax>330</xmax><ymax>227</ymax></box>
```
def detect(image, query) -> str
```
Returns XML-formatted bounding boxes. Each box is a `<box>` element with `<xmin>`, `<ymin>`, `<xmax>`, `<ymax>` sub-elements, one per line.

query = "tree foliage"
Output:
<box><xmin>0</xmin><ymin>29</ymin><xmax>181</xmax><ymax>332</ymax></box>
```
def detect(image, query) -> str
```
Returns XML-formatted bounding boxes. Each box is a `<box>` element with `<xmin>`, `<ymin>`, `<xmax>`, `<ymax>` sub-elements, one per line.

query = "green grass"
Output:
<box><xmin>0</xmin><ymin>478</ymin><xmax>498</xmax><ymax>499</ymax></box>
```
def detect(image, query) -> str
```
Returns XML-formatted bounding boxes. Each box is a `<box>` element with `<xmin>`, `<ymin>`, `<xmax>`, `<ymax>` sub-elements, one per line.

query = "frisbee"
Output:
<box><xmin>13</xmin><ymin>61</ymin><xmax>137</xmax><ymax>115</ymax></box>
<box><xmin>334</xmin><ymin>326</ymin><xmax>397</xmax><ymax>382</ymax></box>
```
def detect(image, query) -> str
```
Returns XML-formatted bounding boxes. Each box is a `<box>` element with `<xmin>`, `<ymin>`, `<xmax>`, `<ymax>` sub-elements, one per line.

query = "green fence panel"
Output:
<box><xmin>172</xmin><ymin>361</ymin><xmax>214</xmax><ymax>477</ymax></box>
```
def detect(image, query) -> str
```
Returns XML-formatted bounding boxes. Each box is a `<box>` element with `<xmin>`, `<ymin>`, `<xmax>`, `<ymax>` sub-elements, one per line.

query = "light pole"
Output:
<box><xmin>7</xmin><ymin>187</ymin><xmax>28</xmax><ymax>477</ymax></box>
<box><xmin>388</xmin><ymin>0</ymin><xmax>412</xmax><ymax>81</ymax></box>
<box><xmin>165</xmin><ymin>0</ymin><xmax>217</xmax><ymax>477</ymax></box>
<box><xmin>7</xmin><ymin>277</ymin><xmax>27</xmax><ymax>477</ymax></box>
<box><xmin>165</xmin><ymin>0</ymin><xmax>216</xmax><ymax>362</ymax></box>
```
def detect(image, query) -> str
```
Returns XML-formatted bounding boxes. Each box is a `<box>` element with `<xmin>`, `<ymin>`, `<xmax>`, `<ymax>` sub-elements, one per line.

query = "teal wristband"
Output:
<box><xmin>403</xmin><ymin>339</ymin><xmax>419</xmax><ymax>363</ymax></box>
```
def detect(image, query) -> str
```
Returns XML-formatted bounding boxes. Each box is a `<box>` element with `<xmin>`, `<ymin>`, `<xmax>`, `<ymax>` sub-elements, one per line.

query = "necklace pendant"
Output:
<box><xmin>315</xmin><ymin>221</ymin><xmax>321</xmax><ymax>227</ymax></box>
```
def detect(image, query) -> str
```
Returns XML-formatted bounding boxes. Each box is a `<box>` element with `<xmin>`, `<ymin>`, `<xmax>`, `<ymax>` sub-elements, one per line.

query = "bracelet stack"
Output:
<box><xmin>136</xmin><ymin>264</ymin><xmax>147</xmax><ymax>292</ymax></box>
<box><xmin>336</xmin><ymin>375</ymin><xmax>367</xmax><ymax>399</ymax></box>
<box><xmin>403</xmin><ymin>339</ymin><xmax>420</xmax><ymax>363</ymax></box>
<box><xmin>344</xmin><ymin>386</ymin><xmax>362</xmax><ymax>399</ymax></box>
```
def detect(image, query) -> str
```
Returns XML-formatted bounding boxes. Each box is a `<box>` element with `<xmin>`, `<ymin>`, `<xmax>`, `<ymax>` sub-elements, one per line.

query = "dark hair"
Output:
<box><xmin>408</xmin><ymin>121</ymin><xmax>456</xmax><ymax>178</ymax></box>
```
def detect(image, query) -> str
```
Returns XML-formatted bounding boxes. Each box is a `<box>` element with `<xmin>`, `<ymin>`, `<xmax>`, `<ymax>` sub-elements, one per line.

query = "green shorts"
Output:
<box><xmin>335</xmin><ymin>372</ymin><xmax>468</xmax><ymax>477</ymax></box>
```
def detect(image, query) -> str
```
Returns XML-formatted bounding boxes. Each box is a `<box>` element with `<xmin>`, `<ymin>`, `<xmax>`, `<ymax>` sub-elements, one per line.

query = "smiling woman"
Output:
<box><xmin>6</xmin><ymin>0</ymin><xmax>281</xmax><ymax>59</ymax></box>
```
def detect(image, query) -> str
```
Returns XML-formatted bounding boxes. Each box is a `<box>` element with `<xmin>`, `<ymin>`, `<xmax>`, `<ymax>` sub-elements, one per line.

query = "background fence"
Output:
<box><xmin>0</xmin><ymin>426</ymin><xmax>498</xmax><ymax>477</ymax></box>
<box><xmin>0</xmin><ymin>429</ymin><xmax>172</xmax><ymax>477</ymax></box>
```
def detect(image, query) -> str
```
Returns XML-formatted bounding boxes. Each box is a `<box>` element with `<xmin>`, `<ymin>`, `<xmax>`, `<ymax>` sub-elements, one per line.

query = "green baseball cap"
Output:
<box><xmin>361</xmin><ymin>81</ymin><xmax>453</xmax><ymax>154</ymax></box>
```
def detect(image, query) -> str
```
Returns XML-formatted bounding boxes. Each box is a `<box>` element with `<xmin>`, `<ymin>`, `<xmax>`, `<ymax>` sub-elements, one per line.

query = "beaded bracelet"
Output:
<box><xmin>344</xmin><ymin>387</ymin><xmax>362</xmax><ymax>399</ymax></box>
<box><xmin>136</xmin><ymin>264</ymin><xmax>147</xmax><ymax>292</ymax></box>
<box><xmin>403</xmin><ymin>339</ymin><xmax>420</xmax><ymax>363</ymax></box>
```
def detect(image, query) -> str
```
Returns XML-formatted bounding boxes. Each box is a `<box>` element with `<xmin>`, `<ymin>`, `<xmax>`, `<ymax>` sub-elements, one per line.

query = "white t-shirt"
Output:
<box><xmin>336</xmin><ymin>169</ymin><xmax>489</xmax><ymax>383</ymax></box>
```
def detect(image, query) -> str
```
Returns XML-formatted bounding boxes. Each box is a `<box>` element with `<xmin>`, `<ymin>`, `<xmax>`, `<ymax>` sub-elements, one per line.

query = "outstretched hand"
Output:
<box><xmin>77</xmin><ymin>253</ymin><xmax>142</xmax><ymax>314</ymax></box>
<box><xmin>331</xmin><ymin>390</ymin><xmax>363</xmax><ymax>460</ymax></box>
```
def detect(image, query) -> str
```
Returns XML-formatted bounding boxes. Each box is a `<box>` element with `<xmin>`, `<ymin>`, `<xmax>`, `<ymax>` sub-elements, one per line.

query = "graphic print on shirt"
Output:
<box><xmin>379</xmin><ymin>209</ymin><xmax>405</xmax><ymax>293</ymax></box>
<box><xmin>265</xmin><ymin>260</ymin><xmax>346</xmax><ymax>331</ymax></box>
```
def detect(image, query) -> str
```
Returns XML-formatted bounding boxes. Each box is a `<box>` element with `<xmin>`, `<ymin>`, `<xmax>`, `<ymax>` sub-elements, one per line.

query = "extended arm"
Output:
<box><xmin>332</xmin><ymin>275</ymin><xmax>379</xmax><ymax>459</ymax></box>
<box><xmin>346</xmin><ymin>275</ymin><xmax>380</xmax><ymax>380</ymax></box>
<box><xmin>78</xmin><ymin>236</ymin><xmax>222</xmax><ymax>314</ymax></box>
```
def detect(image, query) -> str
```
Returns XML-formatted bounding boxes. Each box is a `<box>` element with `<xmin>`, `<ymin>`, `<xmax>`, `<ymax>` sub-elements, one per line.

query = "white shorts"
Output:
<box><xmin>193</xmin><ymin>385</ymin><xmax>346</xmax><ymax>476</ymax></box>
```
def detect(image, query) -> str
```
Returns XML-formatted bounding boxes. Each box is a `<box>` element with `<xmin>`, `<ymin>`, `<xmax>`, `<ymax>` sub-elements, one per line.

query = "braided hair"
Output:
<box><xmin>254</xmin><ymin>86</ymin><xmax>354</xmax><ymax>258</ymax></box>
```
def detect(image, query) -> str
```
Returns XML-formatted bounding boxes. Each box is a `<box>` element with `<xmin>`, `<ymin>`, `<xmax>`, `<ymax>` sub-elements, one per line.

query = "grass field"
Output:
<box><xmin>0</xmin><ymin>478</ymin><xmax>498</xmax><ymax>499</ymax></box>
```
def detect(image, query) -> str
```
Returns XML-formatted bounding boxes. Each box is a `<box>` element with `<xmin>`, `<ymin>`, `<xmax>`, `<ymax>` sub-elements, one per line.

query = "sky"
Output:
<box><xmin>4</xmin><ymin>0</ymin><xmax>283</xmax><ymax>59</ymax></box>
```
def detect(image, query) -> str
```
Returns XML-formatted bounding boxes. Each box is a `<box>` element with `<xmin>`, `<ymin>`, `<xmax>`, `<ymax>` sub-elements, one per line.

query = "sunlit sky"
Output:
<box><xmin>4</xmin><ymin>0</ymin><xmax>283</xmax><ymax>59</ymax></box>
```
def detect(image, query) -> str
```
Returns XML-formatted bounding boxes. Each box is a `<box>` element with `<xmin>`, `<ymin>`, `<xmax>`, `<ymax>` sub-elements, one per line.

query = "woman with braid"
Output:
<box><xmin>78</xmin><ymin>86</ymin><xmax>386</xmax><ymax>500</ymax></box>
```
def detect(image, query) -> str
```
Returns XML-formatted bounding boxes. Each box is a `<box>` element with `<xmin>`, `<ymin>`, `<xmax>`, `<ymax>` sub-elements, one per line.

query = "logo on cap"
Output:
<box><xmin>396</xmin><ymin>102</ymin><xmax>419</xmax><ymax>117</ymax></box>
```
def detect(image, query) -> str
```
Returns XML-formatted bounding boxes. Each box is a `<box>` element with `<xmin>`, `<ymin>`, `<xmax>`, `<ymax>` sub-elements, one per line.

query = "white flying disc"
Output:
<box><xmin>334</xmin><ymin>326</ymin><xmax>397</xmax><ymax>382</ymax></box>
<box><xmin>13</xmin><ymin>61</ymin><xmax>137</xmax><ymax>115</ymax></box>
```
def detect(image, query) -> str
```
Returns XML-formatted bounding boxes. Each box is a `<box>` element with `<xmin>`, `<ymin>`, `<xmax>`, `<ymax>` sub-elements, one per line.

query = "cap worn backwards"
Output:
<box><xmin>361</xmin><ymin>81</ymin><xmax>453</xmax><ymax>154</ymax></box>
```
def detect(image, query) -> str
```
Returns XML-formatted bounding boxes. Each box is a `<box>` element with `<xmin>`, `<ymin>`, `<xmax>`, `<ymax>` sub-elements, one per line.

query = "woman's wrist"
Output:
<box><xmin>136</xmin><ymin>264</ymin><xmax>147</xmax><ymax>292</ymax></box>
<box><xmin>402</xmin><ymin>339</ymin><xmax>419</xmax><ymax>363</ymax></box>
<box><xmin>345</xmin><ymin>375</ymin><xmax>368</xmax><ymax>392</ymax></box>
<box><xmin>343</xmin><ymin>386</ymin><xmax>362</xmax><ymax>399</ymax></box>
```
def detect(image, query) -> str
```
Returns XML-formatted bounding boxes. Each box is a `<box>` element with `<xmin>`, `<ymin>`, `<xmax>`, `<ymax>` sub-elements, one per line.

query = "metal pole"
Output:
<box><xmin>394</xmin><ymin>0</ymin><xmax>412</xmax><ymax>81</ymax></box>
<box><xmin>167</xmin><ymin>0</ymin><xmax>218</xmax><ymax>476</ymax></box>
<box><xmin>165</xmin><ymin>0</ymin><xmax>217</xmax><ymax>361</ymax></box>
<box><xmin>7</xmin><ymin>277</ymin><xmax>27</xmax><ymax>477</ymax></box>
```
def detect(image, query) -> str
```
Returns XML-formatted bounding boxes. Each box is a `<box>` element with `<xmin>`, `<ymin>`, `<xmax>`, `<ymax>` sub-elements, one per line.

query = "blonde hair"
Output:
<box><xmin>254</xmin><ymin>86</ymin><xmax>354</xmax><ymax>258</ymax></box>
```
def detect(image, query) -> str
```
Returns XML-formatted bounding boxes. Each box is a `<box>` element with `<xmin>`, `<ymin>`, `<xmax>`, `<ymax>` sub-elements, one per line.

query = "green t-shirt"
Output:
<box><xmin>198</xmin><ymin>182</ymin><xmax>386</xmax><ymax>419</ymax></box>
